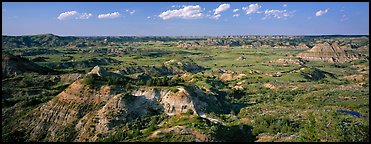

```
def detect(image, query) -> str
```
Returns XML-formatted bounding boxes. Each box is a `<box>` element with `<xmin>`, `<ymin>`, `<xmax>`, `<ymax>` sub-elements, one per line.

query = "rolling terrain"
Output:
<box><xmin>2</xmin><ymin>34</ymin><xmax>369</xmax><ymax>142</ymax></box>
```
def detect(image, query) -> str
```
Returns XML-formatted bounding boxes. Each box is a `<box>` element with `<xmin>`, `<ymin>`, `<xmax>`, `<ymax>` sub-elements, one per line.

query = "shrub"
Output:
<box><xmin>185</xmin><ymin>109</ymin><xmax>194</xmax><ymax>115</ymax></box>
<box><xmin>170</xmin><ymin>87</ymin><xmax>179</xmax><ymax>93</ymax></box>
<box><xmin>83</xmin><ymin>73</ymin><xmax>99</xmax><ymax>86</ymax></box>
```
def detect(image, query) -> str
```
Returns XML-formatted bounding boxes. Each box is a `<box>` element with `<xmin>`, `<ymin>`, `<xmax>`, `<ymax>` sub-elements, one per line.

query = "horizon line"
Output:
<box><xmin>2</xmin><ymin>33</ymin><xmax>370</xmax><ymax>37</ymax></box>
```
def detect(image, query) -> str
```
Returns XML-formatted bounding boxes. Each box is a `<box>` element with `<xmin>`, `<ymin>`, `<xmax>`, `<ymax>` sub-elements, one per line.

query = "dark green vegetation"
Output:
<box><xmin>2</xmin><ymin>34</ymin><xmax>369</xmax><ymax>142</ymax></box>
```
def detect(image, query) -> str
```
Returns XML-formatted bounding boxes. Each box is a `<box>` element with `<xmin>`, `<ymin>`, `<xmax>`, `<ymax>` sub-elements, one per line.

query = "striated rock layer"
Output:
<box><xmin>297</xmin><ymin>42</ymin><xmax>358</xmax><ymax>63</ymax></box>
<box><xmin>14</xmin><ymin>75</ymin><xmax>218</xmax><ymax>141</ymax></box>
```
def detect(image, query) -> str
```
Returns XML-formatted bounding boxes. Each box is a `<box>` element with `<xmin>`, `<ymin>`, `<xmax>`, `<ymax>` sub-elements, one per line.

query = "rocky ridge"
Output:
<box><xmin>2</xmin><ymin>53</ymin><xmax>56</xmax><ymax>77</ymax></box>
<box><xmin>297</xmin><ymin>42</ymin><xmax>358</xmax><ymax>63</ymax></box>
<box><xmin>12</xmin><ymin>66</ymin><xmax>219</xmax><ymax>142</ymax></box>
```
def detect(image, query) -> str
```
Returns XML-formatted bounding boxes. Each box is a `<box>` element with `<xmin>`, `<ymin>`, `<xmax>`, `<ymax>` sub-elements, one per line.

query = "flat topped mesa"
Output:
<box><xmin>87</xmin><ymin>65</ymin><xmax>108</xmax><ymax>77</ymax></box>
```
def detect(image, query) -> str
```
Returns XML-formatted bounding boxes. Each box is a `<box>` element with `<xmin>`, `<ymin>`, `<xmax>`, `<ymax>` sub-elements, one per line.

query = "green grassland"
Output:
<box><xmin>2</xmin><ymin>40</ymin><xmax>369</xmax><ymax>142</ymax></box>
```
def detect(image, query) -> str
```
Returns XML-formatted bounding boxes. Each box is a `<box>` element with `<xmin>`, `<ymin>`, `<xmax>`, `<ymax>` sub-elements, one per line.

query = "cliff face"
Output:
<box><xmin>297</xmin><ymin>42</ymin><xmax>358</xmax><ymax>63</ymax></box>
<box><xmin>14</xmin><ymin>74</ymin><xmax>215</xmax><ymax>142</ymax></box>
<box><xmin>131</xmin><ymin>87</ymin><xmax>207</xmax><ymax>116</ymax></box>
<box><xmin>15</xmin><ymin>79</ymin><xmax>117</xmax><ymax>141</ymax></box>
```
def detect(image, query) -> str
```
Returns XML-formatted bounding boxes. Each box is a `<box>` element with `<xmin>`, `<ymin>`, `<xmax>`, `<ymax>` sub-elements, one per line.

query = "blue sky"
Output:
<box><xmin>2</xmin><ymin>2</ymin><xmax>369</xmax><ymax>36</ymax></box>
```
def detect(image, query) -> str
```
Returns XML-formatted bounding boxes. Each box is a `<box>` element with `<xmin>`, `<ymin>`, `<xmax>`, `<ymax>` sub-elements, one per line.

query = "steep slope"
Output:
<box><xmin>14</xmin><ymin>79</ymin><xmax>117</xmax><ymax>141</ymax></box>
<box><xmin>2</xmin><ymin>53</ymin><xmax>56</xmax><ymax>77</ymax></box>
<box><xmin>11</xmin><ymin>66</ymin><xmax>220</xmax><ymax>142</ymax></box>
<box><xmin>130</xmin><ymin>87</ymin><xmax>208</xmax><ymax>116</ymax></box>
<box><xmin>297</xmin><ymin>42</ymin><xmax>358</xmax><ymax>63</ymax></box>
<box><xmin>299</xmin><ymin>67</ymin><xmax>336</xmax><ymax>81</ymax></box>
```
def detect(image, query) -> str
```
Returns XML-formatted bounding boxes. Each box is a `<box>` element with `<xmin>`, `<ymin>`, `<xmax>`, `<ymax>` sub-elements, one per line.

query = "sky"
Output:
<box><xmin>2</xmin><ymin>2</ymin><xmax>369</xmax><ymax>36</ymax></box>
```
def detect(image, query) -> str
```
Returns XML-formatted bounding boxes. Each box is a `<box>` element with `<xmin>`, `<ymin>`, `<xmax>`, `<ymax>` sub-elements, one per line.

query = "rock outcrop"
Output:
<box><xmin>236</xmin><ymin>56</ymin><xmax>246</xmax><ymax>61</ymax></box>
<box><xmin>297</xmin><ymin>42</ymin><xmax>358</xmax><ymax>63</ymax></box>
<box><xmin>295</xmin><ymin>43</ymin><xmax>310</xmax><ymax>49</ymax></box>
<box><xmin>13</xmin><ymin>67</ymin><xmax>217</xmax><ymax>142</ymax></box>
<box><xmin>265</xmin><ymin>58</ymin><xmax>307</xmax><ymax>66</ymax></box>
<box><xmin>131</xmin><ymin>87</ymin><xmax>207</xmax><ymax>116</ymax></box>
<box><xmin>87</xmin><ymin>65</ymin><xmax>109</xmax><ymax>77</ymax></box>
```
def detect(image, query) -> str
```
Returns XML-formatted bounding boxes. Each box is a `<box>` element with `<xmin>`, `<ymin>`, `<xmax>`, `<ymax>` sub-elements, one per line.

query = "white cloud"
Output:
<box><xmin>159</xmin><ymin>5</ymin><xmax>204</xmax><ymax>20</ymax></box>
<box><xmin>263</xmin><ymin>9</ymin><xmax>294</xmax><ymax>20</ymax></box>
<box><xmin>242</xmin><ymin>3</ymin><xmax>261</xmax><ymax>14</ymax></box>
<box><xmin>214</xmin><ymin>3</ymin><xmax>230</xmax><ymax>15</ymax></box>
<box><xmin>125</xmin><ymin>9</ymin><xmax>136</xmax><ymax>15</ymax></box>
<box><xmin>57</xmin><ymin>11</ymin><xmax>92</xmax><ymax>20</ymax></box>
<box><xmin>78</xmin><ymin>13</ymin><xmax>92</xmax><ymax>19</ymax></box>
<box><xmin>147</xmin><ymin>16</ymin><xmax>151</xmax><ymax>19</ymax></box>
<box><xmin>315</xmin><ymin>9</ymin><xmax>328</xmax><ymax>16</ymax></box>
<box><xmin>210</xmin><ymin>3</ymin><xmax>230</xmax><ymax>20</ymax></box>
<box><xmin>58</xmin><ymin>11</ymin><xmax>78</xmax><ymax>20</ymax></box>
<box><xmin>233</xmin><ymin>14</ymin><xmax>240</xmax><ymax>17</ymax></box>
<box><xmin>211</xmin><ymin>14</ymin><xmax>221</xmax><ymax>20</ymax></box>
<box><xmin>98</xmin><ymin>12</ymin><xmax>120</xmax><ymax>19</ymax></box>
<box><xmin>130</xmin><ymin>10</ymin><xmax>135</xmax><ymax>15</ymax></box>
<box><xmin>283</xmin><ymin>4</ymin><xmax>288</xmax><ymax>7</ymax></box>
<box><xmin>233</xmin><ymin>9</ymin><xmax>239</xmax><ymax>12</ymax></box>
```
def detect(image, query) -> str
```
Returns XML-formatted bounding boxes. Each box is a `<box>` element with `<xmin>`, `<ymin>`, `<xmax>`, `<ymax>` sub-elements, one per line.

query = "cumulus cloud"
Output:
<box><xmin>262</xmin><ymin>9</ymin><xmax>294</xmax><ymax>20</ymax></box>
<box><xmin>58</xmin><ymin>11</ymin><xmax>78</xmax><ymax>20</ymax></box>
<box><xmin>233</xmin><ymin>9</ymin><xmax>239</xmax><ymax>12</ymax></box>
<box><xmin>98</xmin><ymin>12</ymin><xmax>120</xmax><ymax>19</ymax></box>
<box><xmin>283</xmin><ymin>4</ymin><xmax>288</xmax><ymax>7</ymax></box>
<box><xmin>233</xmin><ymin>14</ymin><xmax>240</xmax><ymax>17</ymax></box>
<box><xmin>242</xmin><ymin>3</ymin><xmax>261</xmax><ymax>14</ymax></box>
<box><xmin>57</xmin><ymin>11</ymin><xmax>92</xmax><ymax>20</ymax></box>
<box><xmin>214</xmin><ymin>3</ymin><xmax>230</xmax><ymax>15</ymax></box>
<box><xmin>209</xmin><ymin>3</ymin><xmax>230</xmax><ymax>20</ymax></box>
<box><xmin>315</xmin><ymin>9</ymin><xmax>328</xmax><ymax>16</ymax></box>
<box><xmin>159</xmin><ymin>5</ymin><xmax>204</xmax><ymax>20</ymax></box>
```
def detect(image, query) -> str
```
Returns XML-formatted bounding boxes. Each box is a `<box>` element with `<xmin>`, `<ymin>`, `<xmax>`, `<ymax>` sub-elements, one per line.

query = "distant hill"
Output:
<box><xmin>297</xmin><ymin>42</ymin><xmax>359</xmax><ymax>63</ymax></box>
<box><xmin>2</xmin><ymin>34</ymin><xmax>77</xmax><ymax>48</ymax></box>
<box><xmin>2</xmin><ymin>53</ymin><xmax>57</xmax><ymax>77</ymax></box>
<box><xmin>2</xmin><ymin>34</ymin><xmax>369</xmax><ymax>49</ymax></box>
<box><xmin>1</xmin><ymin>34</ymin><xmax>206</xmax><ymax>48</ymax></box>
